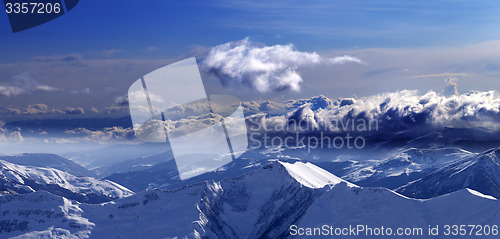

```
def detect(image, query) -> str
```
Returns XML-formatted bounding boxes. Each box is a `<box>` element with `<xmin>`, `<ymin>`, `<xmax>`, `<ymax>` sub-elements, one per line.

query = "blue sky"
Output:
<box><xmin>1</xmin><ymin>0</ymin><xmax>500</xmax><ymax>115</ymax></box>
<box><xmin>2</xmin><ymin>0</ymin><xmax>500</xmax><ymax>59</ymax></box>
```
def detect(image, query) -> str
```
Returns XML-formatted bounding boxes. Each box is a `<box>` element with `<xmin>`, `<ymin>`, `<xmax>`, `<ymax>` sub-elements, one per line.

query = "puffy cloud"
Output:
<box><xmin>23</xmin><ymin>104</ymin><xmax>50</xmax><ymax>115</ymax></box>
<box><xmin>63</xmin><ymin>127</ymin><xmax>134</xmax><ymax>142</ymax></box>
<box><xmin>444</xmin><ymin>77</ymin><xmax>459</xmax><ymax>96</ymax></box>
<box><xmin>63</xmin><ymin>107</ymin><xmax>85</xmax><ymax>115</ymax></box>
<box><xmin>202</xmin><ymin>38</ymin><xmax>362</xmax><ymax>93</ymax></box>
<box><xmin>89</xmin><ymin>107</ymin><xmax>100</xmax><ymax>113</ymax></box>
<box><xmin>242</xmin><ymin>100</ymin><xmax>286</xmax><ymax>115</ymax></box>
<box><xmin>285</xmin><ymin>95</ymin><xmax>337</xmax><ymax>111</ymax></box>
<box><xmin>0</xmin><ymin>104</ymin><xmax>97</xmax><ymax>117</ymax></box>
<box><xmin>0</xmin><ymin>127</ymin><xmax>23</xmax><ymax>142</ymax></box>
<box><xmin>0</xmin><ymin>72</ymin><xmax>59</xmax><ymax>97</ymax></box>
<box><xmin>3</xmin><ymin>104</ymin><xmax>86</xmax><ymax>115</ymax></box>
<box><xmin>327</xmin><ymin>90</ymin><xmax>500</xmax><ymax>130</ymax></box>
<box><xmin>328</xmin><ymin>55</ymin><xmax>363</xmax><ymax>65</ymax></box>
<box><xmin>103</xmin><ymin>106</ymin><xmax>129</xmax><ymax>115</ymax></box>
<box><xmin>242</xmin><ymin>95</ymin><xmax>341</xmax><ymax>115</ymax></box>
<box><xmin>0</xmin><ymin>85</ymin><xmax>25</xmax><ymax>97</ymax></box>
<box><xmin>114</xmin><ymin>94</ymin><xmax>129</xmax><ymax>106</ymax></box>
<box><xmin>249</xmin><ymin>90</ymin><xmax>500</xmax><ymax>137</ymax></box>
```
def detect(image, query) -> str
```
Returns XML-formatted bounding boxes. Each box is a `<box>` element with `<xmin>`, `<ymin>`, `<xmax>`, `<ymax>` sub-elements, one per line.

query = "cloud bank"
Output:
<box><xmin>1</xmin><ymin>89</ymin><xmax>500</xmax><ymax>146</ymax></box>
<box><xmin>0</xmin><ymin>72</ymin><xmax>58</xmax><ymax>97</ymax></box>
<box><xmin>202</xmin><ymin>38</ymin><xmax>362</xmax><ymax>93</ymax></box>
<box><xmin>247</xmin><ymin>90</ymin><xmax>500</xmax><ymax>138</ymax></box>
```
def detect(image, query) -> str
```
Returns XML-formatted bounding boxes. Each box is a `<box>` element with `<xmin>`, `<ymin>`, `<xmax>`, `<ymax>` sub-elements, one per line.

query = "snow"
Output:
<box><xmin>0</xmin><ymin>191</ymin><xmax>94</xmax><ymax>238</ymax></box>
<box><xmin>1</xmin><ymin>160</ymin><xmax>500</xmax><ymax>238</ymax></box>
<box><xmin>0</xmin><ymin>160</ymin><xmax>133</xmax><ymax>202</ymax></box>
<box><xmin>12</xmin><ymin>227</ymin><xmax>78</xmax><ymax>239</ymax></box>
<box><xmin>465</xmin><ymin>188</ymin><xmax>497</xmax><ymax>200</ymax></box>
<box><xmin>279</xmin><ymin>161</ymin><xmax>357</xmax><ymax>188</ymax></box>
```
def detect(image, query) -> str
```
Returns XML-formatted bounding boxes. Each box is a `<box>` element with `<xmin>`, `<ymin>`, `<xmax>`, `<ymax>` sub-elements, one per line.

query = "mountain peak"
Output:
<box><xmin>277</xmin><ymin>161</ymin><xmax>357</xmax><ymax>189</ymax></box>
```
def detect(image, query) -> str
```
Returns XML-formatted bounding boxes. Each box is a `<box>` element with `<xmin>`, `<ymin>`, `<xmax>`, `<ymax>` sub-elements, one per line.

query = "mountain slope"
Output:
<box><xmin>397</xmin><ymin>147</ymin><xmax>500</xmax><ymax>199</ymax></box>
<box><xmin>1</xmin><ymin>161</ymin><xmax>499</xmax><ymax>238</ymax></box>
<box><xmin>0</xmin><ymin>191</ymin><xmax>93</xmax><ymax>238</ymax></box>
<box><xmin>105</xmin><ymin>149</ymin><xmax>275</xmax><ymax>192</ymax></box>
<box><xmin>195</xmin><ymin>161</ymin><xmax>356</xmax><ymax>239</ymax></box>
<box><xmin>0</xmin><ymin>160</ymin><xmax>133</xmax><ymax>203</ymax></box>
<box><xmin>296</xmin><ymin>185</ymin><xmax>499</xmax><ymax>239</ymax></box>
<box><xmin>343</xmin><ymin>147</ymin><xmax>472</xmax><ymax>189</ymax></box>
<box><xmin>0</xmin><ymin>153</ymin><xmax>93</xmax><ymax>177</ymax></box>
<box><xmin>62</xmin><ymin>143</ymin><xmax>169</xmax><ymax>176</ymax></box>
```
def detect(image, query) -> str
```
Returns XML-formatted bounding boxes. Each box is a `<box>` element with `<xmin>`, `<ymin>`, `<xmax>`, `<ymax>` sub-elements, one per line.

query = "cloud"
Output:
<box><xmin>0</xmin><ymin>126</ymin><xmax>23</xmax><ymax>142</ymax></box>
<box><xmin>1</xmin><ymin>104</ymin><xmax>88</xmax><ymax>116</ymax></box>
<box><xmin>328</xmin><ymin>55</ymin><xmax>363</xmax><ymax>65</ymax></box>
<box><xmin>62</xmin><ymin>107</ymin><xmax>85</xmax><ymax>115</ymax></box>
<box><xmin>444</xmin><ymin>77</ymin><xmax>459</xmax><ymax>96</ymax></box>
<box><xmin>63</xmin><ymin>127</ymin><xmax>134</xmax><ymax>142</ymax></box>
<box><xmin>70</xmin><ymin>88</ymin><xmax>90</xmax><ymax>94</ymax></box>
<box><xmin>249</xmin><ymin>90</ymin><xmax>500</xmax><ymax>137</ymax></box>
<box><xmin>202</xmin><ymin>38</ymin><xmax>362</xmax><ymax>93</ymax></box>
<box><xmin>242</xmin><ymin>100</ymin><xmax>286</xmax><ymax>115</ymax></box>
<box><xmin>23</xmin><ymin>104</ymin><xmax>51</xmax><ymax>115</ymax></box>
<box><xmin>411</xmin><ymin>73</ymin><xmax>468</xmax><ymax>79</ymax></box>
<box><xmin>114</xmin><ymin>94</ymin><xmax>129</xmax><ymax>106</ymax></box>
<box><xmin>0</xmin><ymin>72</ymin><xmax>59</xmax><ymax>97</ymax></box>
<box><xmin>0</xmin><ymin>85</ymin><xmax>25</xmax><ymax>97</ymax></box>
<box><xmin>31</xmin><ymin>54</ymin><xmax>84</xmax><ymax>66</ymax></box>
<box><xmin>146</xmin><ymin>46</ymin><xmax>158</xmax><ymax>52</ymax></box>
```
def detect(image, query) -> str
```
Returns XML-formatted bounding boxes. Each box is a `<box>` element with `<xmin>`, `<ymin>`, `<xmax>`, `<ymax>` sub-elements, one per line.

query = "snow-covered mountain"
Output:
<box><xmin>397</xmin><ymin>147</ymin><xmax>500</xmax><ymax>199</ymax></box>
<box><xmin>341</xmin><ymin>147</ymin><xmax>472</xmax><ymax>189</ymax></box>
<box><xmin>94</xmin><ymin>151</ymin><xmax>174</xmax><ymax>178</ymax></box>
<box><xmin>105</xmin><ymin>148</ymin><xmax>276</xmax><ymax>192</ymax></box>
<box><xmin>0</xmin><ymin>160</ymin><xmax>133</xmax><ymax>203</ymax></box>
<box><xmin>0</xmin><ymin>191</ymin><xmax>93</xmax><ymax>238</ymax></box>
<box><xmin>61</xmin><ymin>143</ymin><xmax>169</xmax><ymax>176</ymax></box>
<box><xmin>1</xmin><ymin>161</ymin><xmax>498</xmax><ymax>238</ymax></box>
<box><xmin>0</xmin><ymin>153</ymin><xmax>93</xmax><ymax>177</ymax></box>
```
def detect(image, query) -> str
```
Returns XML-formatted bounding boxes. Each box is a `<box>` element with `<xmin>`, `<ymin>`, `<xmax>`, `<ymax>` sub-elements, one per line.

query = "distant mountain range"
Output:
<box><xmin>0</xmin><ymin>159</ymin><xmax>132</xmax><ymax>204</ymax></box>
<box><xmin>397</xmin><ymin>147</ymin><xmax>500</xmax><ymax>199</ymax></box>
<box><xmin>0</xmin><ymin>153</ymin><xmax>94</xmax><ymax>177</ymax></box>
<box><xmin>1</xmin><ymin>93</ymin><xmax>500</xmax><ymax>238</ymax></box>
<box><xmin>0</xmin><ymin>161</ymin><xmax>497</xmax><ymax>238</ymax></box>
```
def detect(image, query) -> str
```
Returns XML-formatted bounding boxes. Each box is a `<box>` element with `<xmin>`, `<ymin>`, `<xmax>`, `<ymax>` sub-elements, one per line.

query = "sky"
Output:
<box><xmin>1</xmin><ymin>0</ymin><xmax>500</xmax><ymax>119</ymax></box>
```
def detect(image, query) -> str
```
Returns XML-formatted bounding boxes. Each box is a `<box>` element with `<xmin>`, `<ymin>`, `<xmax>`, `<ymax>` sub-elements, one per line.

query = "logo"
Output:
<box><xmin>128</xmin><ymin>58</ymin><xmax>248</xmax><ymax>180</ymax></box>
<box><xmin>4</xmin><ymin>0</ymin><xmax>79</xmax><ymax>33</ymax></box>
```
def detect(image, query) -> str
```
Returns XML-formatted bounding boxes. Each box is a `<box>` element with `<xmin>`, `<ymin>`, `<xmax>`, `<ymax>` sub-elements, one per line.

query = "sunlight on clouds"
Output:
<box><xmin>202</xmin><ymin>38</ymin><xmax>362</xmax><ymax>93</ymax></box>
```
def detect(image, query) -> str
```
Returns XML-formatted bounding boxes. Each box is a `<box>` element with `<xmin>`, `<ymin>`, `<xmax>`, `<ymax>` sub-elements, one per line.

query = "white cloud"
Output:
<box><xmin>0</xmin><ymin>85</ymin><xmax>25</xmax><ymax>97</ymax></box>
<box><xmin>0</xmin><ymin>127</ymin><xmax>23</xmax><ymax>143</ymax></box>
<box><xmin>1</xmin><ymin>104</ymin><xmax>90</xmax><ymax>116</ymax></box>
<box><xmin>444</xmin><ymin>77</ymin><xmax>459</xmax><ymax>96</ymax></box>
<box><xmin>411</xmin><ymin>73</ymin><xmax>468</xmax><ymax>79</ymax></box>
<box><xmin>63</xmin><ymin>127</ymin><xmax>134</xmax><ymax>142</ymax></box>
<box><xmin>202</xmin><ymin>38</ymin><xmax>362</xmax><ymax>93</ymax></box>
<box><xmin>328</xmin><ymin>55</ymin><xmax>363</xmax><ymax>65</ymax></box>
<box><xmin>0</xmin><ymin>72</ymin><xmax>59</xmax><ymax>97</ymax></box>
<box><xmin>249</xmin><ymin>90</ymin><xmax>500</xmax><ymax>136</ymax></box>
